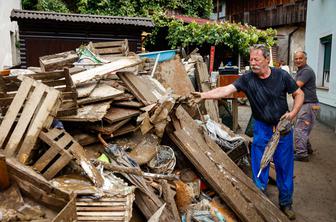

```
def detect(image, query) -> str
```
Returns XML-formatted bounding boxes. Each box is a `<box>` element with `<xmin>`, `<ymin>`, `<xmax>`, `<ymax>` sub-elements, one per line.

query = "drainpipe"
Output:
<box><xmin>287</xmin><ymin>27</ymin><xmax>300</xmax><ymax>65</ymax></box>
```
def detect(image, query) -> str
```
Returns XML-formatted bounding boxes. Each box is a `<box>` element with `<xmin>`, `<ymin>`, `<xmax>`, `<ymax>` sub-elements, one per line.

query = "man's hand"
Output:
<box><xmin>187</xmin><ymin>92</ymin><xmax>204</xmax><ymax>107</ymax></box>
<box><xmin>281</xmin><ymin>112</ymin><xmax>296</xmax><ymax>122</ymax></box>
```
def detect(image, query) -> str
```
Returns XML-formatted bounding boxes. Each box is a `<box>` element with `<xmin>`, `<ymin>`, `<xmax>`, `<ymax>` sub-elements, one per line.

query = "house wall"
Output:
<box><xmin>305</xmin><ymin>0</ymin><xmax>336</xmax><ymax>131</ymax></box>
<box><xmin>225</xmin><ymin>0</ymin><xmax>306</xmax><ymax>28</ymax></box>
<box><xmin>276</xmin><ymin>26</ymin><xmax>305</xmax><ymax>72</ymax></box>
<box><xmin>0</xmin><ymin>0</ymin><xmax>21</xmax><ymax>69</ymax></box>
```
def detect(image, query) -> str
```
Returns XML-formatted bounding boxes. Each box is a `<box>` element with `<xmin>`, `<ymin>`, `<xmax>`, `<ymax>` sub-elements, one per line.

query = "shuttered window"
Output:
<box><xmin>321</xmin><ymin>35</ymin><xmax>332</xmax><ymax>88</ymax></box>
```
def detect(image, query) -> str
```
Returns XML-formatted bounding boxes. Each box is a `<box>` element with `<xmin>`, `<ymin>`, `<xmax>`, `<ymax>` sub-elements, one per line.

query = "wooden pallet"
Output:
<box><xmin>76</xmin><ymin>195</ymin><xmax>134</xmax><ymax>222</ymax></box>
<box><xmin>91</xmin><ymin>39</ymin><xmax>129</xmax><ymax>60</ymax></box>
<box><xmin>34</xmin><ymin>128</ymin><xmax>104</xmax><ymax>187</ymax></box>
<box><xmin>39</xmin><ymin>50</ymin><xmax>79</xmax><ymax>72</ymax></box>
<box><xmin>0</xmin><ymin>68</ymin><xmax>78</xmax><ymax>117</ymax></box>
<box><xmin>0</xmin><ymin>76</ymin><xmax>61</xmax><ymax>163</ymax></box>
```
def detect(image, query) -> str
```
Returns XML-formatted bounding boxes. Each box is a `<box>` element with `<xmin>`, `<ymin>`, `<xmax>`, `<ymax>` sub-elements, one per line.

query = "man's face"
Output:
<box><xmin>249</xmin><ymin>49</ymin><xmax>269</xmax><ymax>75</ymax></box>
<box><xmin>294</xmin><ymin>52</ymin><xmax>307</xmax><ymax>69</ymax></box>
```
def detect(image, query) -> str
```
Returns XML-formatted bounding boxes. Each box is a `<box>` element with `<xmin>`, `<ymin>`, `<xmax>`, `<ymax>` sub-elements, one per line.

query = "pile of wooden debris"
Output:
<box><xmin>0</xmin><ymin>40</ymin><xmax>289</xmax><ymax>222</ymax></box>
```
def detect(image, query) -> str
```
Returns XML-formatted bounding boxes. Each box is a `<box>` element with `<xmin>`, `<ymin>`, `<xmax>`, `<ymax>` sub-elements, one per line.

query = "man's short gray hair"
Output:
<box><xmin>295</xmin><ymin>50</ymin><xmax>307</xmax><ymax>58</ymax></box>
<box><xmin>250</xmin><ymin>44</ymin><xmax>270</xmax><ymax>58</ymax></box>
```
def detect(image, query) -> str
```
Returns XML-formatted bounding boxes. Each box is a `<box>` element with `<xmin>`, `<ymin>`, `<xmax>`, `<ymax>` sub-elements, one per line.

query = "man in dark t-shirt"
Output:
<box><xmin>294</xmin><ymin>51</ymin><xmax>320</xmax><ymax>161</ymax></box>
<box><xmin>194</xmin><ymin>44</ymin><xmax>304</xmax><ymax>220</ymax></box>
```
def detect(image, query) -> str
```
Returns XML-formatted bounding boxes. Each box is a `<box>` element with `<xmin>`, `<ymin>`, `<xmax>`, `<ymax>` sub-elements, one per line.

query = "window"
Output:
<box><xmin>320</xmin><ymin>35</ymin><xmax>332</xmax><ymax>88</ymax></box>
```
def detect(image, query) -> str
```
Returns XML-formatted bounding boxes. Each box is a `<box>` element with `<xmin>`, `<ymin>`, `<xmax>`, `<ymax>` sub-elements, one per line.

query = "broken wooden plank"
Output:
<box><xmin>112</xmin><ymin>123</ymin><xmax>139</xmax><ymax>137</ymax></box>
<box><xmin>117</xmin><ymin>72</ymin><xmax>165</xmax><ymax>105</ymax></box>
<box><xmin>169</xmin><ymin>106</ymin><xmax>289</xmax><ymax>222</ymax></box>
<box><xmin>78</xmin><ymin>83</ymin><xmax>123</xmax><ymax>105</ymax></box>
<box><xmin>155</xmin><ymin>58</ymin><xmax>195</xmax><ymax>96</ymax></box>
<box><xmin>104</xmin><ymin>107</ymin><xmax>140</xmax><ymax>124</ymax></box>
<box><xmin>76</xmin><ymin>82</ymin><xmax>98</xmax><ymax>98</ymax></box>
<box><xmin>59</xmin><ymin>101</ymin><xmax>111</xmax><ymax>122</ymax></box>
<box><xmin>88</xmin><ymin>118</ymin><xmax>131</xmax><ymax>136</ymax></box>
<box><xmin>161</xmin><ymin>180</ymin><xmax>181</xmax><ymax>222</ymax></box>
<box><xmin>113</xmin><ymin>100</ymin><xmax>144</xmax><ymax>108</ymax></box>
<box><xmin>71</xmin><ymin>57</ymin><xmax>142</xmax><ymax>85</ymax></box>
<box><xmin>134</xmin><ymin>189</ymin><xmax>174</xmax><ymax>222</ymax></box>
<box><xmin>195</xmin><ymin>61</ymin><xmax>220</xmax><ymax>122</ymax></box>
<box><xmin>39</xmin><ymin>50</ymin><xmax>78</xmax><ymax>72</ymax></box>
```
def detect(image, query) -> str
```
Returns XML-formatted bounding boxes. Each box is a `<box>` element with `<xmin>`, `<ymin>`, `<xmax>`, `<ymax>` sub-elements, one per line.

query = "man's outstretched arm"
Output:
<box><xmin>194</xmin><ymin>84</ymin><xmax>238</xmax><ymax>100</ymax></box>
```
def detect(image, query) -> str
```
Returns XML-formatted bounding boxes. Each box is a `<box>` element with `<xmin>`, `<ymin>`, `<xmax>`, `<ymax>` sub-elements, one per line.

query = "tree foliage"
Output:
<box><xmin>36</xmin><ymin>0</ymin><xmax>69</xmax><ymax>13</ymax></box>
<box><xmin>22</xmin><ymin>0</ymin><xmax>213</xmax><ymax>18</ymax></box>
<box><xmin>148</xmin><ymin>13</ymin><xmax>277</xmax><ymax>55</ymax></box>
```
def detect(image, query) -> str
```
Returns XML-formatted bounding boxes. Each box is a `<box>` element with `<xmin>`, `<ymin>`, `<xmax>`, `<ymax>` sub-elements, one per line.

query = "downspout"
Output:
<box><xmin>287</xmin><ymin>27</ymin><xmax>300</xmax><ymax>65</ymax></box>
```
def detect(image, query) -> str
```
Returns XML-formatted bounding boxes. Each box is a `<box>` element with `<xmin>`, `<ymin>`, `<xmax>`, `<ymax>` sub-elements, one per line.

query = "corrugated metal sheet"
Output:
<box><xmin>10</xmin><ymin>9</ymin><xmax>154</xmax><ymax>27</ymax></box>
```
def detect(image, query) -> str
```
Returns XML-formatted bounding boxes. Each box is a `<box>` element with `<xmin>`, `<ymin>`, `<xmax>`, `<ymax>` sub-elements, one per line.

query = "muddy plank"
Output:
<box><xmin>195</xmin><ymin>61</ymin><xmax>220</xmax><ymax>122</ymax></box>
<box><xmin>78</xmin><ymin>83</ymin><xmax>123</xmax><ymax>105</ymax></box>
<box><xmin>71</xmin><ymin>57</ymin><xmax>141</xmax><ymax>85</ymax></box>
<box><xmin>104</xmin><ymin>107</ymin><xmax>140</xmax><ymax>124</ymax></box>
<box><xmin>87</xmin><ymin>118</ymin><xmax>131</xmax><ymax>136</ymax></box>
<box><xmin>113</xmin><ymin>100</ymin><xmax>143</xmax><ymax>108</ymax></box>
<box><xmin>117</xmin><ymin>72</ymin><xmax>165</xmax><ymax>105</ymax></box>
<box><xmin>112</xmin><ymin>123</ymin><xmax>139</xmax><ymax>137</ymax></box>
<box><xmin>76</xmin><ymin>82</ymin><xmax>98</xmax><ymax>98</ymax></box>
<box><xmin>59</xmin><ymin>101</ymin><xmax>111</xmax><ymax>122</ymax></box>
<box><xmin>170</xmin><ymin>106</ymin><xmax>289</xmax><ymax>222</ymax></box>
<box><xmin>155</xmin><ymin>58</ymin><xmax>195</xmax><ymax>96</ymax></box>
<box><xmin>39</xmin><ymin>50</ymin><xmax>78</xmax><ymax>72</ymax></box>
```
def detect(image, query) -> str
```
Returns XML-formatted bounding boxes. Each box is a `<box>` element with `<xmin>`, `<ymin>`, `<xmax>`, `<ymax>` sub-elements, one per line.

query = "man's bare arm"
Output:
<box><xmin>283</xmin><ymin>88</ymin><xmax>304</xmax><ymax>120</ymax></box>
<box><xmin>296</xmin><ymin>80</ymin><xmax>304</xmax><ymax>88</ymax></box>
<box><xmin>197</xmin><ymin>84</ymin><xmax>238</xmax><ymax>100</ymax></box>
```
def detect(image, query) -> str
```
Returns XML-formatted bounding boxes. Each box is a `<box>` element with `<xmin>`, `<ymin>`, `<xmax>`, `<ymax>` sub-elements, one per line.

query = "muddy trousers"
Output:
<box><xmin>294</xmin><ymin>103</ymin><xmax>320</xmax><ymax>157</ymax></box>
<box><xmin>251</xmin><ymin>119</ymin><xmax>294</xmax><ymax>207</ymax></box>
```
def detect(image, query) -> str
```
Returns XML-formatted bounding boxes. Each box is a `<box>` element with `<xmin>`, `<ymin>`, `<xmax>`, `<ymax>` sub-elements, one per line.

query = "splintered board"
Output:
<box><xmin>34</xmin><ymin>128</ymin><xmax>104</xmax><ymax>187</ymax></box>
<box><xmin>104</xmin><ymin>107</ymin><xmax>140</xmax><ymax>124</ymax></box>
<box><xmin>77</xmin><ymin>82</ymin><xmax>124</xmax><ymax>105</ymax></box>
<box><xmin>195</xmin><ymin>61</ymin><xmax>220</xmax><ymax>123</ymax></box>
<box><xmin>117</xmin><ymin>72</ymin><xmax>165</xmax><ymax>106</ymax></box>
<box><xmin>0</xmin><ymin>76</ymin><xmax>61</xmax><ymax>163</ymax></box>
<box><xmin>155</xmin><ymin>58</ymin><xmax>195</xmax><ymax>96</ymax></box>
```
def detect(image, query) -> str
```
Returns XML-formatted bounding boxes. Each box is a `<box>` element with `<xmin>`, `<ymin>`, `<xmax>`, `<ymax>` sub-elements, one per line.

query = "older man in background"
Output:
<box><xmin>294</xmin><ymin>51</ymin><xmax>320</xmax><ymax>162</ymax></box>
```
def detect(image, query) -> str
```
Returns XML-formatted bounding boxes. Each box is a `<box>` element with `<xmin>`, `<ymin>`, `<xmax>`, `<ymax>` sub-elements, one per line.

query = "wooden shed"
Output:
<box><xmin>10</xmin><ymin>9</ymin><xmax>154</xmax><ymax>68</ymax></box>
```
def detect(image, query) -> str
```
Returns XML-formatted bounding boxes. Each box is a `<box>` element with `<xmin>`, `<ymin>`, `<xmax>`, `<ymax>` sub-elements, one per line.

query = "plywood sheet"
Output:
<box><xmin>155</xmin><ymin>58</ymin><xmax>195</xmax><ymax>96</ymax></box>
<box><xmin>78</xmin><ymin>83</ymin><xmax>123</xmax><ymax>105</ymax></box>
<box><xmin>104</xmin><ymin>107</ymin><xmax>140</xmax><ymax>124</ymax></box>
<box><xmin>59</xmin><ymin>101</ymin><xmax>111</xmax><ymax>122</ymax></box>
